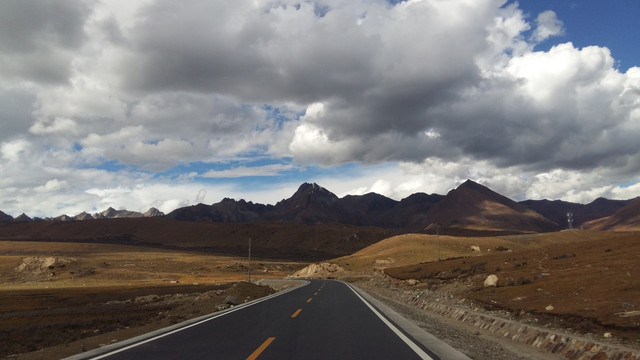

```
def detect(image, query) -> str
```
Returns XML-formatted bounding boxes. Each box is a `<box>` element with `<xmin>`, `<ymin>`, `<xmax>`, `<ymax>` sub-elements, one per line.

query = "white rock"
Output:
<box><xmin>545</xmin><ymin>305</ymin><xmax>555</xmax><ymax>311</ymax></box>
<box><xmin>604</xmin><ymin>332</ymin><xmax>612</xmax><ymax>338</ymax></box>
<box><xmin>484</xmin><ymin>274</ymin><xmax>498</xmax><ymax>287</ymax></box>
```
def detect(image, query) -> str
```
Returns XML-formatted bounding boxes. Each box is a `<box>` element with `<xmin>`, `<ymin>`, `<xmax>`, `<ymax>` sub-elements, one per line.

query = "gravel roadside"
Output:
<box><xmin>356</xmin><ymin>279</ymin><xmax>563</xmax><ymax>360</ymax></box>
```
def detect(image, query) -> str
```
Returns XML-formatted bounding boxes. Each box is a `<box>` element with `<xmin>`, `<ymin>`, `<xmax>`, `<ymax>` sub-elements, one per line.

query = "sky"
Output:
<box><xmin>1</xmin><ymin>0</ymin><xmax>639</xmax><ymax>218</ymax></box>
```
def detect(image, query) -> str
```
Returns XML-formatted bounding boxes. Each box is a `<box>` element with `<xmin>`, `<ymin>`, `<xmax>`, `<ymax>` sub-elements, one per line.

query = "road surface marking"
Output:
<box><xmin>291</xmin><ymin>308</ymin><xmax>303</xmax><ymax>318</ymax></box>
<box><xmin>345</xmin><ymin>283</ymin><xmax>434</xmax><ymax>360</ymax></box>
<box><xmin>306</xmin><ymin>298</ymin><xmax>312</xmax><ymax>303</ymax></box>
<box><xmin>82</xmin><ymin>281</ymin><xmax>309</xmax><ymax>360</ymax></box>
<box><xmin>246</xmin><ymin>337</ymin><xmax>276</xmax><ymax>360</ymax></box>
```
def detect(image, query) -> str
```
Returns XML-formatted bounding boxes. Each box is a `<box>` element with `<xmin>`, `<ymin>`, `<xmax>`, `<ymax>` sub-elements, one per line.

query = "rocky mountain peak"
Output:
<box><xmin>143</xmin><ymin>207</ymin><xmax>164</xmax><ymax>217</ymax></box>
<box><xmin>15</xmin><ymin>213</ymin><xmax>32</xmax><ymax>222</ymax></box>
<box><xmin>0</xmin><ymin>210</ymin><xmax>14</xmax><ymax>221</ymax></box>
<box><xmin>101</xmin><ymin>207</ymin><xmax>118</xmax><ymax>218</ymax></box>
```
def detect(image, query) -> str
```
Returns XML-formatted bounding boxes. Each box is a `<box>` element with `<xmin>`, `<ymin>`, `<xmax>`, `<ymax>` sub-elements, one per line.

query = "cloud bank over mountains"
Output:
<box><xmin>0</xmin><ymin>0</ymin><xmax>639</xmax><ymax>217</ymax></box>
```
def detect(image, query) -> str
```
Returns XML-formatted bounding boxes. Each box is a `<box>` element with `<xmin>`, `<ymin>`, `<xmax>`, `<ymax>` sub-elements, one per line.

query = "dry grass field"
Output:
<box><xmin>332</xmin><ymin>230</ymin><xmax>626</xmax><ymax>271</ymax></box>
<box><xmin>0</xmin><ymin>240</ymin><xmax>307</xmax><ymax>359</ymax></box>
<box><xmin>0</xmin><ymin>241</ymin><xmax>304</xmax><ymax>288</ymax></box>
<box><xmin>359</xmin><ymin>231</ymin><xmax>640</xmax><ymax>347</ymax></box>
<box><xmin>3</xmin><ymin>227</ymin><xmax>640</xmax><ymax>357</ymax></box>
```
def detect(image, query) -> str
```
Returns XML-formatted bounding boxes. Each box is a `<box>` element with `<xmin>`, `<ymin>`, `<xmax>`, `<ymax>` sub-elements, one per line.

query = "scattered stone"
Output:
<box><xmin>484</xmin><ymin>274</ymin><xmax>498</xmax><ymax>287</ymax></box>
<box><xmin>545</xmin><ymin>305</ymin><xmax>555</xmax><ymax>311</ymax></box>
<box><xmin>470</xmin><ymin>245</ymin><xmax>481</xmax><ymax>252</ymax></box>
<box><xmin>407</xmin><ymin>279</ymin><xmax>420</xmax><ymax>286</ymax></box>
<box><xmin>224</xmin><ymin>296</ymin><xmax>238</xmax><ymax>306</ymax></box>
<box><xmin>616</xmin><ymin>310</ymin><xmax>640</xmax><ymax>317</ymax></box>
<box><xmin>603</xmin><ymin>332</ymin><xmax>612</xmax><ymax>338</ymax></box>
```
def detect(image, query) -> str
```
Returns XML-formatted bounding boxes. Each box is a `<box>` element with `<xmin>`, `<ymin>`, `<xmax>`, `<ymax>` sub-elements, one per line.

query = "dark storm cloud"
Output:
<box><xmin>0</xmin><ymin>88</ymin><xmax>37</xmax><ymax>140</ymax></box>
<box><xmin>1</xmin><ymin>0</ymin><xmax>639</xmax><ymax>216</ymax></box>
<box><xmin>0</xmin><ymin>0</ymin><xmax>93</xmax><ymax>84</ymax></box>
<box><xmin>119</xmin><ymin>1</ymin><xmax>394</xmax><ymax>103</ymax></box>
<box><xmin>112</xmin><ymin>0</ymin><xmax>640</xmax><ymax>176</ymax></box>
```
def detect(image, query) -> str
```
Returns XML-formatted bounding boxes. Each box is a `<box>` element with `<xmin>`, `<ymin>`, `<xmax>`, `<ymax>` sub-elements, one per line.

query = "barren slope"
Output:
<box><xmin>425</xmin><ymin>180</ymin><xmax>560</xmax><ymax>234</ymax></box>
<box><xmin>383</xmin><ymin>231</ymin><xmax>640</xmax><ymax>344</ymax></box>
<box><xmin>583</xmin><ymin>197</ymin><xmax>640</xmax><ymax>231</ymax></box>
<box><xmin>333</xmin><ymin>230</ymin><xmax>620</xmax><ymax>272</ymax></box>
<box><xmin>0</xmin><ymin>218</ymin><xmax>399</xmax><ymax>260</ymax></box>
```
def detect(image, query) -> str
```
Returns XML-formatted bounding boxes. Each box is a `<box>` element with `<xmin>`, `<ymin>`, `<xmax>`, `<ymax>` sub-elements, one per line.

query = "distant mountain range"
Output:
<box><xmin>1</xmin><ymin>180</ymin><xmax>638</xmax><ymax>233</ymax></box>
<box><xmin>0</xmin><ymin>207</ymin><xmax>164</xmax><ymax>223</ymax></box>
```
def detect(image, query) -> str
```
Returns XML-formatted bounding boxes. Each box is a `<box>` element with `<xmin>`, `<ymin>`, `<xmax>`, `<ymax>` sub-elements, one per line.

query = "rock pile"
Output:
<box><xmin>290</xmin><ymin>262</ymin><xmax>345</xmax><ymax>278</ymax></box>
<box><xmin>14</xmin><ymin>256</ymin><xmax>76</xmax><ymax>276</ymax></box>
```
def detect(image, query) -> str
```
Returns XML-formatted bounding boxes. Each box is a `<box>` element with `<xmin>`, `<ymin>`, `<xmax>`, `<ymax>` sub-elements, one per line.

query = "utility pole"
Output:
<box><xmin>437</xmin><ymin>224</ymin><xmax>440</xmax><ymax>261</ymax></box>
<box><xmin>248</xmin><ymin>238</ymin><xmax>252</xmax><ymax>283</ymax></box>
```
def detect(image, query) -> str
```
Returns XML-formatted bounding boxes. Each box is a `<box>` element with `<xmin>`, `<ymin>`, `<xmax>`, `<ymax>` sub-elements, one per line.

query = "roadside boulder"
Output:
<box><xmin>483</xmin><ymin>274</ymin><xmax>498</xmax><ymax>287</ymax></box>
<box><xmin>224</xmin><ymin>296</ymin><xmax>239</xmax><ymax>306</ymax></box>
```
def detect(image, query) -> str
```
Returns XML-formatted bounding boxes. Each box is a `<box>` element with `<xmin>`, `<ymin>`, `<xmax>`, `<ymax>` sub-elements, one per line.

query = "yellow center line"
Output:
<box><xmin>291</xmin><ymin>308</ymin><xmax>303</xmax><ymax>318</ymax></box>
<box><xmin>306</xmin><ymin>298</ymin><xmax>312</xmax><ymax>303</ymax></box>
<box><xmin>246</xmin><ymin>337</ymin><xmax>276</xmax><ymax>360</ymax></box>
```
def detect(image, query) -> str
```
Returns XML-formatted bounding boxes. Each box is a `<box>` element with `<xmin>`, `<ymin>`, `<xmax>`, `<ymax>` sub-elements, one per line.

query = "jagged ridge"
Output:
<box><xmin>3</xmin><ymin>181</ymin><xmax>639</xmax><ymax>232</ymax></box>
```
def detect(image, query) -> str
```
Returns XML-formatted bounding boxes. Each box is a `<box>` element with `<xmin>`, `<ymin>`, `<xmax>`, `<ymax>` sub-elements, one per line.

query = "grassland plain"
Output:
<box><xmin>0</xmin><ymin>240</ymin><xmax>307</xmax><ymax>359</ymax></box>
<box><xmin>2</xmin><ymin>229</ymin><xmax>640</xmax><ymax>359</ymax></box>
<box><xmin>381</xmin><ymin>232</ymin><xmax>640</xmax><ymax>336</ymax></box>
<box><xmin>330</xmin><ymin>231</ymin><xmax>640</xmax><ymax>353</ymax></box>
<box><xmin>286</xmin><ymin>230</ymin><xmax>638</xmax><ymax>358</ymax></box>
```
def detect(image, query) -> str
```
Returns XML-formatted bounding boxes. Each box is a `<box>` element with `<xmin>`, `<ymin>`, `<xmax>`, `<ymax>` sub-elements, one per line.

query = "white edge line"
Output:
<box><xmin>67</xmin><ymin>280</ymin><xmax>309</xmax><ymax>360</ymax></box>
<box><xmin>345</xmin><ymin>283</ymin><xmax>434</xmax><ymax>360</ymax></box>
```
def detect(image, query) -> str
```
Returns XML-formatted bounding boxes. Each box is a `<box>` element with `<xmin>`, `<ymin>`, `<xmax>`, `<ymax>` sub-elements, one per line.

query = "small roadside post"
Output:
<box><xmin>248</xmin><ymin>237</ymin><xmax>252</xmax><ymax>283</ymax></box>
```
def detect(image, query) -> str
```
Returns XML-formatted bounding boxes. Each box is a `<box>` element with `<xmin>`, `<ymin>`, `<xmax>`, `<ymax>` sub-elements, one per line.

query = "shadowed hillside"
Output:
<box><xmin>4</xmin><ymin>181</ymin><xmax>639</xmax><ymax>235</ymax></box>
<box><xmin>520</xmin><ymin>197</ymin><xmax>631</xmax><ymax>229</ymax></box>
<box><xmin>424</xmin><ymin>180</ymin><xmax>560</xmax><ymax>234</ymax></box>
<box><xmin>583</xmin><ymin>197</ymin><xmax>640</xmax><ymax>231</ymax></box>
<box><xmin>0</xmin><ymin>217</ymin><xmax>399</xmax><ymax>260</ymax></box>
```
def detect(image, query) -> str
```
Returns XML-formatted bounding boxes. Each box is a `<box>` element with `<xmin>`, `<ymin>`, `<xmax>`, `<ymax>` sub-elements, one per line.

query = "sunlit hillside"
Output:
<box><xmin>332</xmin><ymin>230</ymin><xmax>626</xmax><ymax>272</ymax></box>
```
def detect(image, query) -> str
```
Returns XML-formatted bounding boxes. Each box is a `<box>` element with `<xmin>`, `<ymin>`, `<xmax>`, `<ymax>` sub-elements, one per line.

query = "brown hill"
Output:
<box><xmin>0</xmin><ymin>217</ymin><xmax>400</xmax><ymax>260</ymax></box>
<box><xmin>425</xmin><ymin>180</ymin><xmax>560</xmax><ymax>234</ymax></box>
<box><xmin>520</xmin><ymin>197</ymin><xmax>631</xmax><ymax>229</ymax></box>
<box><xmin>382</xmin><ymin>231</ymin><xmax>640</xmax><ymax>340</ymax></box>
<box><xmin>583</xmin><ymin>197</ymin><xmax>640</xmax><ymax>231</ymax></box>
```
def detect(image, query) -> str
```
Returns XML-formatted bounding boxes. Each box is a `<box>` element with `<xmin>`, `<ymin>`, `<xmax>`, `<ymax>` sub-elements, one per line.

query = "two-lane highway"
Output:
<box><xmin>67</xmin><ymin>279</ymin><xmax>469</xmax><ymax>360</ymax></box>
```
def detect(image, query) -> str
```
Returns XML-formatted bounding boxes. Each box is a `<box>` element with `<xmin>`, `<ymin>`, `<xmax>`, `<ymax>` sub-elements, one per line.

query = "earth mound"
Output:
<box><xmin>291</xmin><ymin>262</ymin><xmax>345</xmax><ymax>278</ymax></box>
<box><xmin>14</xmin><ymin>256</ymin><xmax>77</xmax><ymax>276</ymax></box>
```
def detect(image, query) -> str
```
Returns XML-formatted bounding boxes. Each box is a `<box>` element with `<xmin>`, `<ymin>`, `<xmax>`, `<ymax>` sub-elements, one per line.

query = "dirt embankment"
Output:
<box><xmin>383</xmin><ymin>232</ymin><xmax>640</xmax><ymax>350</ymax></box>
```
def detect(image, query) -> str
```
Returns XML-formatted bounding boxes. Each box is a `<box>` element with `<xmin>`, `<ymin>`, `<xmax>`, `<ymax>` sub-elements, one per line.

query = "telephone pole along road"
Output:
<box><xmin>66</xmin><ymin>279</ymin><xmax>470</xmax><ymax>360</ymax></box>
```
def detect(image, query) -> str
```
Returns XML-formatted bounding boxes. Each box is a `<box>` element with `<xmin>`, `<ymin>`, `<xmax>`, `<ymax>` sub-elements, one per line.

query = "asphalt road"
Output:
<box><xmin>67</xmin><ymin>279</ymin><xmax>469</xmax><ymax>360</ymax></box>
